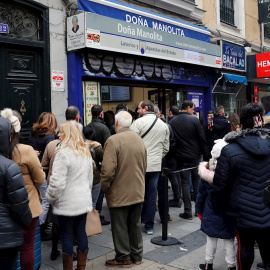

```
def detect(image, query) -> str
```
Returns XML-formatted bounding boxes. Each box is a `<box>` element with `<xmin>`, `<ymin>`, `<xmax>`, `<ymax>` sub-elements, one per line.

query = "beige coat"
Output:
<box><xmin>41</xmin><ymin>139</ymin><xmax>60</xmax><ymax>184</ymax></box>
<box><xmin>12</xmin><ymin>144</ymin><xmax>45</xmax><ymax>218</ymax></box>
<box><xmin>101</xmin><ymin>128</ymin><xmax>147</xmax><ymax>208</ymax></box>
<box><xmin>130</xmin><ymin>113</ymin><xmax>169</xmax><ymax>172</ymax></box>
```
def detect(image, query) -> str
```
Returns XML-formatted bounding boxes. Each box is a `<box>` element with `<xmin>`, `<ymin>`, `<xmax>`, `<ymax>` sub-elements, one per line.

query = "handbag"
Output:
<box><xmin>263</xmin><ymin>180</ymin><xmax>270</xmax><ymax>209</ymax></box>
<box><xmin>85</xmin><ymin>210</ymin><xmax>102</xmax><ymax>237</ymax></box>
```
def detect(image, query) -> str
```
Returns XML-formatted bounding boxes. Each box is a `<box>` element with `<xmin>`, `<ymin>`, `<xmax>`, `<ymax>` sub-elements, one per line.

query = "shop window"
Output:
<box><xmin>220</xmin><ymin>0</ymin><xmax>235</xmax><ymax>26</ymax></box>
<box><xmin>214</xmin><ymin>94</ymin><xmax>236</xmax><ymax>116</ymax></box>
<box><xmin>264</xmin><ymin>24</ymin><xmax>270</xmax><ymax>40</ymax></box>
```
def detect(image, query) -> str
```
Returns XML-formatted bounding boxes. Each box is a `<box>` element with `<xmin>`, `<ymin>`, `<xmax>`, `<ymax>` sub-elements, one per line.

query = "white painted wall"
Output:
<box><xmin>34</xmin><ymin>0</ymin><xmax>68</xmax><ymax>125</ymax></box>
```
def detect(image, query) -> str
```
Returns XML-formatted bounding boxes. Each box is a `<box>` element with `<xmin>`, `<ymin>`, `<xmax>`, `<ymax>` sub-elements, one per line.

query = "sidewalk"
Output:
<box><xmin>40</xmin><ymin>190</ymin><xmax>261</xmax><ymax>270</ymax></box>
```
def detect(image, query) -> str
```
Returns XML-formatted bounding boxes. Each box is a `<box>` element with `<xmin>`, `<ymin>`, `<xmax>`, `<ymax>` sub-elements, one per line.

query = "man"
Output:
<box><xmin>86</xmin><ymin>105</ymin><xmax>111</xmax><ymax>147</ymax></box>
<box><xmin>130</xmin><ymin>100</ymin><xmax>169</xmax><ymax>235</ymax></box>
<box><xmin>170</xmin><ymin>100</ymin><xmax>207</xmax><ymax>220</ymax></box>
<box><xmin>86</xmin><ymin>105</ymin><xmax>111</xmax><ymax>225</ymax></box>
<box><xmin>211</xmin><ymin>103</ymin><xmax>270</xmax><ymax>270</ymax></box>
<box><xmin>101</xmin><ymin>111</ymin><xmax>147</xmax><ymax>268</ymax></box>
<box><xmin>65</xmin><ymin>105</ymin><xmax>81</xmax><ymax>122</ymax></box>
<box><xmin>205</xmin><ymin>105</ymin><xmax>231</xmax><ymax>159</ymax></box>
<box><xmin>168</xmin><ymin>105</ymin><xmax>180</xmax><ymax>122</ymax></box>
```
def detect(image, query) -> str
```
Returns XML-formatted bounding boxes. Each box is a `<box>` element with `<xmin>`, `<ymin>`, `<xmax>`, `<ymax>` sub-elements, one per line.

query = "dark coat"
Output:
<box><xmin>87</xmin><ymin>117</ymin><xmax>111</xmax><ymax>148</ymax></box>
<box><xmin>0</xmin><ymin>117</ymin><xmax>32</xmax><ymax>249</ymax></box>
<box><xmin>196</xmin><ymin>180</ymin><xmax>235</xmax><ymax>239</ymax></box>
<box><xmin>170</xmin><ymin>112</ymin><xmax>207</xmax><ymax>167</ymax></box>
<box><xmin>28</xmin><ymin>133</ymin><xmax>56</xmax><ymax>162</ymax></box>
<box><xmin>205</xmin><ymin>115</ymin><xmax>231</xmax><ymax>159</ymax></box>
<box><xmin>212</xmin><ymin>128</ymin><xmax>270</xmax><ymax>229</ymax></box>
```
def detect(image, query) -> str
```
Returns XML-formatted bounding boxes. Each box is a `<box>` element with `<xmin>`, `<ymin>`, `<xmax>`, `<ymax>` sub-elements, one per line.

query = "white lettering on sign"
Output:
<box><xmin>257</xmin><ymin>60</ymin><xmax>270</xmax><ymax>68</ymax></box>
<box><xmin>223</xmin><ymin>55</ymin><xmax>245</xmax><ymax>68</ymax></box>
<box><xmin>152</xmin><ymin>22</ymin><xmax>185</xmax><ymax>36</ymax></box>
<box><xmin>125</xmin><ymin>14</ymin><xmax>185</xmax><ymax>37</ymax></box>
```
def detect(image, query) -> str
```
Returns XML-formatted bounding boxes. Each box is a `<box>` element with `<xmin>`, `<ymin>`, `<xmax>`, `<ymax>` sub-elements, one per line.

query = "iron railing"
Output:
<box><xmin>220</xmin><ymin>0</ymin><xmax>235</xmax><ymax>26</ymax></box>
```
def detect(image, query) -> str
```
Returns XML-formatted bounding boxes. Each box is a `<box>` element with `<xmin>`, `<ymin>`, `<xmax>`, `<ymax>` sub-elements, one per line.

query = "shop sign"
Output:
<box><xmin>51</xmin><ymin>70</ymin><xmax>64</xmax><ymax>91</ymax></box>
<box><xmin>187</xmin><ymin>90</ymin><xmax>204</xmax><ymax>110</ymax></box>
<box><xmin>67</xmin><ymin>13</ymin><xmax>86</xmax><ymax>51</ymax></box>
<box><xmin>83</xmin><ymin>81</ymin><xmax>100</xmax><ymax>125</ymax></box>
<box><xmin>222</xmin><ymin>41</ymin><xmax>246</xmax><ymax>71</ymax></box>
<box><xmin>0</xmin><ymin>23</ymin><xmax>9</xmax><ymax>33</ymax></box>
<box><xmin>259</xmin><ymin>2</ymin><xmax>270</xmax><ymax>24</ymax></box>
<box><xmin>78</xmin><ymin>0</ymin><xmax>210</xmax><ymax>42</ymax></box>
<box><xmin>70</xmin><ymin>12</ymin><xmax>221</xmax><ymax>68</ymax></box>
<box><xmin>256</xmin><ymin>52</ymin><xmax>270</xmax><ymax>78</ymax></box>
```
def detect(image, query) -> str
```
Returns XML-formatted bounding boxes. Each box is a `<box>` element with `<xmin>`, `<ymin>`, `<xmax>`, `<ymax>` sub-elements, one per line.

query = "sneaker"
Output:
<box><xmin>179</xmin><ymin>212</ymin><xmax>192</xmax><ymax>220</ymax></box>
<box><xmin>169</xmin><ymin>199</ymin><xmax>181</xmax><ymax>208</ymax></box>
<box><xmin>257</xmin><ymin>262</ymin><xmax>265</xmax><ymax>270</ymax></box>
<box><xmin>199</xmin><ymin>263</ymin><xmax>213</xmax><ymax>270</ymax></box>
<box><xmin>228</xmin><ymin>267</ymin><xmax>236</xmax><ymax>270</ymax></box>
<box><xmin>105</xmin><ymin>258</ymin><xmax>132</xmax><ymax>268</ymax></box>
<box><xmin>144</xmin><ymin>229</ymin><xmax>153</xmax><ymax>235</ymax></box>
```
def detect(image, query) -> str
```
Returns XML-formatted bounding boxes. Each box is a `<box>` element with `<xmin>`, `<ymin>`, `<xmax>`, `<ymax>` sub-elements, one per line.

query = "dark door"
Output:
<box><xmin>0</xmin><ymin>44</ymin><xmax>42</xmax><ymax>141</ymax></box>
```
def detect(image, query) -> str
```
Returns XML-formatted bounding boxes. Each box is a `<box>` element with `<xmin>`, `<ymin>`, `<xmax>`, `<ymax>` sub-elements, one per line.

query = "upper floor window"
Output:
<box><xmin>265</xmin><ymin>24</ymin><xmax>270</xmax><ymax>40</ymax></box>
<box><xmin>220</xmin><ymin>0</ymin><xmax>235</xmax><ymax>26</ymax></box>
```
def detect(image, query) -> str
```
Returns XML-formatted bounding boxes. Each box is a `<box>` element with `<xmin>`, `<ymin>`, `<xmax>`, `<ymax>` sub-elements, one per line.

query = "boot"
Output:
<box><xmin>199</xmin><ymin>263</ymin><xmax>213</xmax><ymax>270</ymax></box>
<box><xmin>76</xmin><ymin>249</ymin><xmax>88</xmax><ymax>270</ymax></box>
<box><xmin>62</xmin><ymin>252</ymin><xmax>73</xmax><ymax>270</ymax></box>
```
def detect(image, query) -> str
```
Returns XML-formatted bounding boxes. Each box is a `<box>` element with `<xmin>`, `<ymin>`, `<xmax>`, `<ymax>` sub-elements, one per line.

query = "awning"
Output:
<box><xmin>212</xmin><ymin>73</ymin><xmax>248</xmax><ymax>96</ymax></box>
<box><xmin>223</xmin><ymin>73</ymin><xmax>248</xmax><ymax>85</ymax></box>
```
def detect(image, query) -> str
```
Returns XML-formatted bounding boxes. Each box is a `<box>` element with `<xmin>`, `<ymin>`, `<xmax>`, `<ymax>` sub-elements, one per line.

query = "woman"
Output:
<box><xmin>28</xmin><ymin>112</ymin><xmax>58</xmax><ymax>239</ymax></box>
<box><xmin>228</xmin><ymin>112</ymin><xmax>241</xmax><ymax>132</ymax></box>
<box><xmin>1</xmin><ymin>108</ymin><xmax>45</xmax><ymax>270</ymax></box>
<box><xmin>46</xmin><ymin>121</ymin><xmax>93</xmax><ymax>270</ymax></box>
<box><xmin>211</xmin><ymin>103</ymin><xmax>270</xmax><ymax>270</ymax></box>
<box><xmin>0</xmin><ymin>117</ymin><xmax>32</xmax><ymax>270</ymax></box>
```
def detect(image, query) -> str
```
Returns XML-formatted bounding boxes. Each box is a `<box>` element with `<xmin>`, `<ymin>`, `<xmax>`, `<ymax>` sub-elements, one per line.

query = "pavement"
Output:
<box><xmin>40</xmin><ymin>188</ymin><xmax>262</xmax><ymax>270</ymax></box>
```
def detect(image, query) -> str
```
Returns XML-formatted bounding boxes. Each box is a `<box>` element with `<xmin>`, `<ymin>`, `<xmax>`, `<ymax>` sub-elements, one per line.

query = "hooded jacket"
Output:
<box><xmin>0</xmin><ymin>117</ymin><xmax>32</xmax><ymax>249</ymax></box>
<box><xmin>211</xmin><ymin>128</ymin><xmax>270</xmax><ymax>229</ymax></box>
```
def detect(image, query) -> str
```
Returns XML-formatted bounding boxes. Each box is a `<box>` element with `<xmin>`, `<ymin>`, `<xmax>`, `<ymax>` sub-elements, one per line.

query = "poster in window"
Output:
<box><xmin>83</xmin><ymin>81</ymin><xmax>100</xmax><ymax>125</ymax></box>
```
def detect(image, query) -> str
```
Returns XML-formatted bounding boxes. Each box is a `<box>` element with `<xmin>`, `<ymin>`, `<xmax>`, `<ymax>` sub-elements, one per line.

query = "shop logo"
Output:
<box><xmin>256</xmin><ymin>52</ymin><xmax>270</xmax><ymax>78</ymax></box>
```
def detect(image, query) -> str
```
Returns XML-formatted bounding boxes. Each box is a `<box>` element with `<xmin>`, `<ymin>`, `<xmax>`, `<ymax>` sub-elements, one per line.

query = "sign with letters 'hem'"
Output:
<box><xmin>67</xmin><ymin>12</ymin><xmax>221</xmax><ymax>69</ymax></box>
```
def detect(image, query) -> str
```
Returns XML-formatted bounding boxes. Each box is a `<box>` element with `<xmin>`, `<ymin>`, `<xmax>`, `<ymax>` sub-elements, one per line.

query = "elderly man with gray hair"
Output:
<box><xmin>101</xmin><ymin>111</ymin><xmax>147</xmax><ymax>268</ymax></box>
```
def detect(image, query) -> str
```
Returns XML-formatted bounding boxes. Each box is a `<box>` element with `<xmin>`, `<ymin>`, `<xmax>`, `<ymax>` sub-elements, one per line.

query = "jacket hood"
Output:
<box><xmin>224</xmin><ymin>128</ymin><xmax>270</xmax><ymax>156</ymax></box>
<box><xmin>213</xmin><ymin>116</ymin><xmax>230</xmax><ymax>131</ymax></box>
<box><xmin>0</xmin><ymin>117</ymin><xmax>11</xmax><ymax>157</ymax></box>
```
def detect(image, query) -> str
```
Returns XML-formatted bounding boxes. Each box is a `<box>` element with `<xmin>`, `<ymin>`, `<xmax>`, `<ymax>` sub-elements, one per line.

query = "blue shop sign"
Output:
<box><xmin>78</xmin><ymin>0</ymin><xmax>210</xmax><ymax>42</ymax></box>
<box><xmin>187</xmin><ymin>90</ymin><xmax>204</xmax><ymax>110</ymax></box>
<box><xmin>222</xmin><ymin>41</ymin><xmax>246</xmax><ymax>71</ymax></box>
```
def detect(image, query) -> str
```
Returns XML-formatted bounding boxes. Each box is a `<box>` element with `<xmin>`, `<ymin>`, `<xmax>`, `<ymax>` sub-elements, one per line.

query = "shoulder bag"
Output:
<box><xmin>85</xmin><ymin>210</ymin><xmax>102</xmax><ymax>237</ymax></box>
<box><xmin>141</xmin><ymin>117</ymin><xmax>158</xmax><ymax>139</ymax></box>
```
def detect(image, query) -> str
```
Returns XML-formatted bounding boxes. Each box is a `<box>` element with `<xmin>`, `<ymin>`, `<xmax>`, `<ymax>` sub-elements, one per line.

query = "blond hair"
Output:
<box><xmin>57</xmin><ymin>121</ymin><xmax>91</xmax><ymax>158</ymax></box>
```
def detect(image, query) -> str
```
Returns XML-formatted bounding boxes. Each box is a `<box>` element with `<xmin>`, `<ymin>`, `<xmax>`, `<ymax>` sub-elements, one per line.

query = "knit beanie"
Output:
<box><xmin>0</xmin><ymin>108</ymin><xmax>21</xmax><ymax>133</ymax></box>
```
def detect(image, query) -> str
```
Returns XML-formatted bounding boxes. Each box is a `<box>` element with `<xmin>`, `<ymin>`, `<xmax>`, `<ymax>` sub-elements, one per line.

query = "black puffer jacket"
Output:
<box><xmin>212</xmin><ymin>128</ymin><xmax>270</xmax><ymax>229</ymax></box>
<box><xmin>0</xmin><ymin>117</ymin><xmax>32</xmax><ymax>249</ymax></box>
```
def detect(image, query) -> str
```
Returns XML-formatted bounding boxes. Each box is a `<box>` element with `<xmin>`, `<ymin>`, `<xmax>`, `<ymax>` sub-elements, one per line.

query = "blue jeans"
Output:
<box><xmin>141</xmin><ymin>172</ymin><xmax>160</xmax><ymax>230</ymax></box>
<box><xmin>58</xmin><ymin>214</ymin><xmax>88</xmax><ymax>255</ymax></box>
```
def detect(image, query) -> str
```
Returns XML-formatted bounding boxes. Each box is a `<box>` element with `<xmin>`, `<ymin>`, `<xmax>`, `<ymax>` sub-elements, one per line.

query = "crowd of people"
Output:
<box><xmin>0</xmin><ymin>98</ymin><xmax>270</xmax><ymax>270</ymax></box>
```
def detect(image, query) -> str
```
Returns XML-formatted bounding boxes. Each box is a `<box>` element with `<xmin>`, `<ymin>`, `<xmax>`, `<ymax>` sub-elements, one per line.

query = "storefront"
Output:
<box><xmin>67</xmin><ymin>0</ymin><xmax>222</xmax><ymax>125</ymax></box>
<box><xmin>211</xmin><ymin>41</ymin><xmax>248</xmax><ymax>116</ymax></box>
<box><xmin>247</xmin><ymin>52</ymin><xmax>270</xmax><ymax>105</ymax></box>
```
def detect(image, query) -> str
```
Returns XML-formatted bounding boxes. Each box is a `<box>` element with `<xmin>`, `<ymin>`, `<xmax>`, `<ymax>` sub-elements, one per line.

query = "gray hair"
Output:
<box><xmin>115</xmin><ymin>111</ymin><xmax>132</xmax><ymax>128</ymax></box>
<box><xmin>154</xmin><ymin>105</ymin><xmax>159</xmax><ymax>116</ymax></box>
<box><xmin>72</xmin><ymin>16</ymin><xmax>78</xmax><ymax>23</ymax></box>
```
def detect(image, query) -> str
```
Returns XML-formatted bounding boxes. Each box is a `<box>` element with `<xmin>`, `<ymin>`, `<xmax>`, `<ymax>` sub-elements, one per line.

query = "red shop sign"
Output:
<box><xmin>256</xmin><ymin>52</ymin><xmax>270</xmax><ymax>78</ymax></box>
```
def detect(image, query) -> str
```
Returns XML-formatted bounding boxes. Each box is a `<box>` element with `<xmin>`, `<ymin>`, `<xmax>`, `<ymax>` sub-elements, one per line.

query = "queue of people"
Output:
<box><xmin>0</xmin><ymin>99</ymin><xmax>270</xmax><ymax>270</ymax></box>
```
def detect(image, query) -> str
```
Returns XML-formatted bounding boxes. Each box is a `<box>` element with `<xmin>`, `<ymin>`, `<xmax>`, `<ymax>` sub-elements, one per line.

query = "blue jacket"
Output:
<box><xmin>212</xmin><ymin>128</ymin><xmax>270</xmax><ymax>229</ymax></box>
<box><xmin>196</xmin><ymin>180</ymin><xmax>235</xmax><ymax>239</ymax></box>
